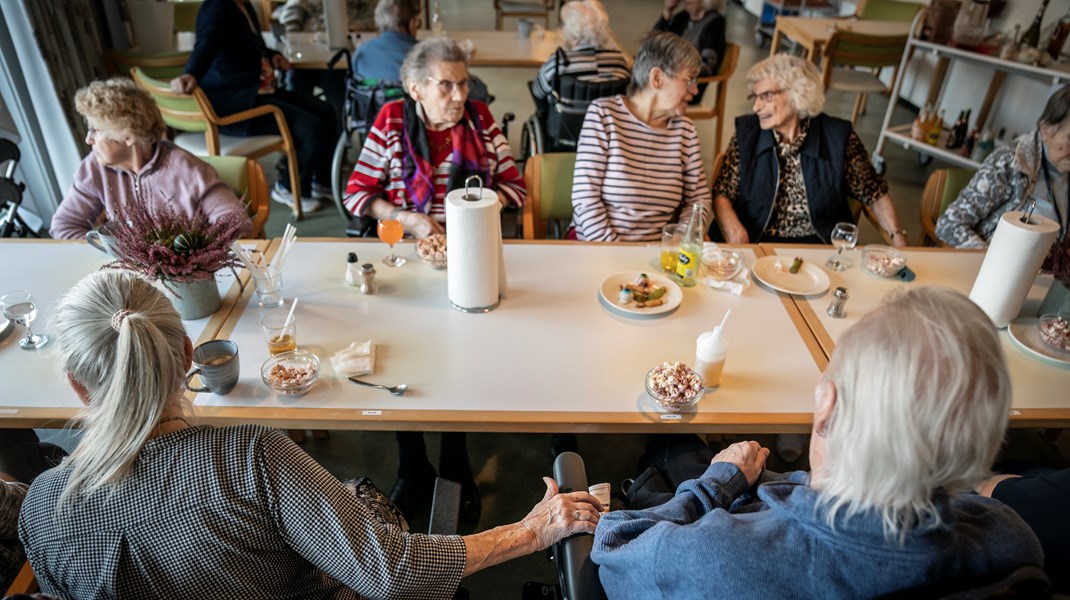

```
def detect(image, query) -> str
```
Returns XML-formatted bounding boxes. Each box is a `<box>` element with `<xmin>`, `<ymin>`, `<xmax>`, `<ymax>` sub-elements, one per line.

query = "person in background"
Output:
<box><xmin>712</xmin><ymin>54</ymin><xmax>907</xmax><ymax>246</ymax></box>
<box><xmin>592</xmin><ymin>287</ymin><xmax>1043</xmax><ymax>597</ymax></box>
<box><xmin>50</xmin><ymin>78</ymin><xmax>251</xmax><ymax>240</ymax></box>
<box><xmin>18</xmin><ymin>270</ymin><xmax>601</xmax><ymax>598</ymax></box>
<box><xmin>171</xmin><ymin>0</ymin><xmax>338</xmax><ymax>215</ymax></box>
<box><xmin>570</xmin><ymin>32</ymin><xmax>710</xmax><ymax>242</ymax></box>
<box><xmin>351</xmin><ymin>0</ymin><xmax>420</xmax><ymax>81</ymax></box>
<box><xmin>653</xmin><ymin>0</ymin><xmax>725</xmax><ymax>102</ymax></box>
<box><xmin>273</xmin><ymin>0</ymin><xmax>376</xmax><ymax>34</ymax></box>
<box><xmin>530</xmin><ymin>0</ymin><xmax>630</xmax><ymax>104</ymax></box>
<box><xmin>937</xmin><ymin>84</ymin><xmax>1070</xmax><ymax>251</ymax></box>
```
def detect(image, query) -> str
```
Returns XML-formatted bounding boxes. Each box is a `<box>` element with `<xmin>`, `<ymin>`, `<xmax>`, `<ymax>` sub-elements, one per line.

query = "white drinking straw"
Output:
<box><xmin>285</xmin><ymin>297</ymin><xmax>299</xmax><ymax>326</ymax></box>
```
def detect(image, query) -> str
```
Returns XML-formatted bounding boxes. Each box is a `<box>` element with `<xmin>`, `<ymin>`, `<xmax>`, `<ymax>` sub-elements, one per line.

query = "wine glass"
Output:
<box><xmin>1</xmin><ymin>290</ymin><xmax>49</xmax><ymax>350</ymax></box>
<box><xmin>826</xmin><ymin>222</ymin><xmax>859</xmax><ymax>272</ymax></box>
<box><xmin>377</xmin><ymin>219</ymin><xmax>406</xmax><ymax>267</ymax></box>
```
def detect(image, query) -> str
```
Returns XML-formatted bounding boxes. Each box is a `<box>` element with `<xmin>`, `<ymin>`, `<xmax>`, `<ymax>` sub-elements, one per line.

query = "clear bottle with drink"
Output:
<box><xmin>675</xmin><ymin>203</ymin><xmax>705</xmax><ymax>287</ymax></box>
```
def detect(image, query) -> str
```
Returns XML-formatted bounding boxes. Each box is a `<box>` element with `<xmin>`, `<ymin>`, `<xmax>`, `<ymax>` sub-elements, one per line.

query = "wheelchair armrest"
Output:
<box><xmin>429</xmin><ymin>477</ymin><xmax>462</xmax><ymax>535</ymax></box>
<box><xmin>552</xmin><ymin>451</ymin><xmax>607</xmax><ymax>600</ymax></box>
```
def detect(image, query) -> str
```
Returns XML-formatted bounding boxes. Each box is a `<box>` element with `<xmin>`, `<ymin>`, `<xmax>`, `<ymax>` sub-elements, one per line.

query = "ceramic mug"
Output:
<box><xmin>185</xmin><ymin>340</ymin><xmax>240</xmax><ymax>395</ymax></box>
<box><xmin>85</xmin><ymin>222</ymin><xmax>123</xmax><ymax>259</ymax></box>
<box><xmin>518</xmin><ymin>18</ymin><xmax>533</xmax><ymax>39</ymax></box>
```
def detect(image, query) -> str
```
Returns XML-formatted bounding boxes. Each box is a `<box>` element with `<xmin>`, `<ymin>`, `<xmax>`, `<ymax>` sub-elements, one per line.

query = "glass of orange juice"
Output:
<box><xmin>377</xmin><ymin>218</ymin><xmax>406</xmax><ymax>267</ymax></box>
<box><xmin>261</xmin><ymin>312</ymin><xmax>297</xmax><ymax>355</ymax></box>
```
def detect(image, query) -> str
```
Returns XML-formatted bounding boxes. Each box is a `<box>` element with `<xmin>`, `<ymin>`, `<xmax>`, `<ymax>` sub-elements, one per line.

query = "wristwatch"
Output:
<box><xmin>887</xmin><ymin>228</ymin><xmax>908</xmax><ymax>239</ymax></box>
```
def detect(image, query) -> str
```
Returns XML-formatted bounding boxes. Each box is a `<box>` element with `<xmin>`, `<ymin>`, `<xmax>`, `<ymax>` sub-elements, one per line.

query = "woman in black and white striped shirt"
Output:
<box><xmin>571</xmin><ymin>33</ymin><xmax>712</xmax><ymax>242</ymax></box>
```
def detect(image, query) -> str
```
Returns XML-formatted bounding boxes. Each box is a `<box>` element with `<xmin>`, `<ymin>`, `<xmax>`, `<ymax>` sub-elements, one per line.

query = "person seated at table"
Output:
<box><xmin>530</xmin><ymin>0</ymin><xmax>630</xmax><ymax>104</ymax></box>
<box><xmin>653</xmin><ymin>0</ymin><xmax>725</xmax><ymax>103</ymax></box>
<box><xmin>171</xmin><ymin>0</ymin><xmax>338</xmax><ymax>215</ymax></box>
<box><xmin>592</xmin><ymin>287</ymin><xmax>1043</xmax><ymax>597</ymax></box>
<box><xmin>273</xmin><ymin>0</ymin><xmax>376</xmax><ymax>34</ymax></box>
<box><xmin>49</xmin><ymin>78</ymin><xmax>251</xmax><ymax>241</ymax></box>
<box><xmin>570</xmin><ymin>32</ymin><xmax>711</xmax><ymax>242</ymax></box>
<box><xmin>712</xmin><ymin>54</ymin><xmax>907</xmax><ymax>246</ymax></box>
<box><xmin>344</xmin><ymin>36</ymin><xmax>524</xmax><ymax>238</ymax></box>
<box><xmin>937</xmin><ymin>84</ymin><xmax>1070</xmax><ymax>250</ymax></box>
<box><xmin>17</xmin><ymin>270</ymin><xmax>601</xmax><ymax>599</ymax></box>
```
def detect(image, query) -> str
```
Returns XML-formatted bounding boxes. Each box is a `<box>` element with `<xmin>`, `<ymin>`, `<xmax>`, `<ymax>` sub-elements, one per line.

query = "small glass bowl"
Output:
<box><xmin>1038</xmin><ymin>313</ymin><xmax>1070</xmax><ymax>353</ymax></box>
<box><xmin>645</xmin><ymin>364</ymin><xmax>704</xmax><ymax>412</ymax></box>
<box><xmin>419</xmin><ymin>255</ymin><xmax>447</xmax><ymax>270</ymax></box>
<box><xmin>861</xmin><ymin>245</ymin><xmax>907</xmax><ymax>278</ymax></box>
<box><xmin>261</xmin><ymin>350</ymin><xmax>320</xmax><ymax>396</ymax></box>
<box><xmin>702</xmin><ymin>247</ymin><xmax>743</xmax><ymax>281</ymax></box>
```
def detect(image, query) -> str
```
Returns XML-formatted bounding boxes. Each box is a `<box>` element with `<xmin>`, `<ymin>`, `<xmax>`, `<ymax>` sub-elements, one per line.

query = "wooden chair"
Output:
<box><xmin>103</xmin><ymin>49</ymin><xmax>190</xmax><ymax>80</ymax></box>
<box><xmin>820</xmin><ymin>31</ymin><xmax>908</xmax><ymax>126</ymax></box>
<box><xmin>918</xmin><ymin>167</ymin><xmax>975</xmax><ymax>246</ymax></box>
<box><xmin>198</xmin><ymin>155</ymin><xmax>271</xmax><ymax>239</ymax></box>
<box><xmin>686</xmin><ymin>42</ymin><xmax>740</xmax><ymax>157</ymax></box>
<box><xmin>522</xmin><ymin>152</ymin><xmax>576</xmax><ymax>239</ymax></box>
<box><xmin>494</xmin><ymin>0</ymin><xmax>555</xmax><ymax>30</ymax></box>
<box><xmin>130</xmin><ymin>67</ymin><xmax>306</xmax><ymax>220</ymax></box>
<box><xmin>855</xmin><ymin>0</ymin><xmax>921</xmax><ymax>21</ymax></box>
<box><xmin>4</xmin><ymin>560</ymin><xmax>38</xmax><ymax>595</ymax></box>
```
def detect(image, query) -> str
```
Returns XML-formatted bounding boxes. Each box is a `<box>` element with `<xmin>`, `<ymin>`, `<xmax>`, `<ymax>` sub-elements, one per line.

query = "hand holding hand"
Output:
<box><xmin>711</xmin><ymin>441</ymin><xmax>769</xmax><ymax>487</ymax></box>
<box><xmin>400</xmin><ymin>211</ymin><xmax>445</xmax><ymax>239</ymax></box>
<box><xmin>519</xmin><ymin>477</ymin><xmax>602</xmax><ymax>551</ymax></box>
<box><xmin>170</xmin><ymin>74</ymin><xmax>197</xmax><ymax>94</ymax></box>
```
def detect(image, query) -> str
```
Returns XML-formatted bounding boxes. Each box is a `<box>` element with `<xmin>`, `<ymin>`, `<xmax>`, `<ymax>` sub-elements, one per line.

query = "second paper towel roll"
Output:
<box><xmin>446</xmin><ymin>185</ymin><xmax>505</xmax><ymax>312</ymax></box>
<box><xmin>969</xmin><ymin>211</ymin><xmax>1059</xmax><ymax>327</ymax></box>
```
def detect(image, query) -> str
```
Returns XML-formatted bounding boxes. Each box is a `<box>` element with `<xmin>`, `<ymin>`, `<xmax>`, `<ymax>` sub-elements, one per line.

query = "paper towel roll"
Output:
<box><xmin>446</xmin><ymin>184</ymin><xmax>504</xmax><ymax>312</ymax></box>
<box><xmin>969</xmin><ymin>211</ymin><xmax>1059</xmax><ymax>327</ymax></box>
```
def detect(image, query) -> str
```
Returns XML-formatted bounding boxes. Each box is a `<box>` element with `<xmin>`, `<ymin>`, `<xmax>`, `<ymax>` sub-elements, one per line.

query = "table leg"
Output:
<box><xmin>770</xmin><ymin>26</ymin><xmax>783</xmax><ymax>57</ymax></box>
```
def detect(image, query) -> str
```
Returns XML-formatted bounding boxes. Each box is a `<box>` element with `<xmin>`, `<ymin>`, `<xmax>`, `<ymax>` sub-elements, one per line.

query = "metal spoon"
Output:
<box><xmin>348</xmin><ymin>377</ymin><xmax>408</xmax><ymax>396</ymax></box>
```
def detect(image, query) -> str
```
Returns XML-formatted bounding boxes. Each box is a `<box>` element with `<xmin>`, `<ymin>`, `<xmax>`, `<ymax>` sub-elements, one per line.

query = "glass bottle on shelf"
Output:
<box><xmin>952</xmin><ymin>0</ymin><xmax>990</xmax><ymax>48</ymax></box>
<box><xmin>927</xmin><ymin>109</ymin><xmax>946</xmax><ymax>146</ymax></box>
<box><xmin>1022</xmin><ymin>0</ymin><xmax>1050</xmax><ymax>48</ymax></box>
<box><xmin>1001</xmin><ymin>24</ymin><xmax>1022</xmax><ymax>59</ymax></box>
<box><xmin>1047</xmin><ymin>6</ymin><xmax>1070</xmax><ymax>60</ymax></box>
<box><xmin>431</xmin><ymin>1</ymin><xmax>446</xmax><ymax>36</ymax></box>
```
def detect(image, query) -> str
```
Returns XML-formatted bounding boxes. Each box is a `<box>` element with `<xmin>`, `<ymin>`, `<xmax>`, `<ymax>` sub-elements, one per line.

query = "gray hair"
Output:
<box><xmin>746</xmin><ymin>54</ymin><xmax>825</xmax><ymax>119</ymax></box>
<box><xmin>400</xmin><ymin>37</ymin><xmax>468</xmax><ymax>88</ymax></box>
<box><xmin>75</xmin><ymin>77</ymin><xmax>166</xmax><ymax>144</ymax></box>
<box><xmin>373</xmin><ymin>0</ymin><xmax>420</xmax><ymax>32</ymax></box>
<box><xmin>560</xmin><ymin>0</ymin><xmax>613</xmax><ymax>50</ymax></box>
<box><xmin>628</xmin><ymin>32</ymin><xmax>701</xmax><ymax>96</ymax></box>
<box><xmin>52</xmin><ymin>270</ymin><xmax>191</xmax><ymax>506</ymax></box>
<box><xmin>1038</xmin><ymin>83</ymin><xmax>1070</xmax><ymax>129</ymax></box>
<box><xmin>815</xmin><ymin>286</ymin><xmax>1010</xmax><ymax>542</ymax></box>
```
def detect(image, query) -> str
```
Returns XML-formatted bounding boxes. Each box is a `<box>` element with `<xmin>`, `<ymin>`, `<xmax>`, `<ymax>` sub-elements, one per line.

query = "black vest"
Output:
<box><xmin>730</xmin><ymin>113</ymin><xmax>854</xmax><ymax>243</ymax></box>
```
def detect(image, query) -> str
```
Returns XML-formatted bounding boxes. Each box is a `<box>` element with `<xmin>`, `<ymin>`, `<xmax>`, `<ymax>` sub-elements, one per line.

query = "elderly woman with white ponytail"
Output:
<box><xmin>18</xmin><ymin>270</ymin><xmax>601</xmax><ymax>599</ymax></box>
<box><xmin>592</xmin><ymin>287</ymin><xmax>1044</xmax><ymax>598</ymax></box>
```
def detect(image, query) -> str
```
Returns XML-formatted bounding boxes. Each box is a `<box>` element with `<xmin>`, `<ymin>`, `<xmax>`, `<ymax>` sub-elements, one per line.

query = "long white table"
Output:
<box><xmin>196</xmin><ymin>240</ymin><xmax>824</xmax><ymax>433</ymax></box>
<box><xmin>764</xmin><ymin>244</ymin><xmax>1070</xmax><ymax>426</ymax></box>
<box><xmin>0</xmin><ymin>239</ymin><xmax>269</xmax><ymax>427</ymax></box>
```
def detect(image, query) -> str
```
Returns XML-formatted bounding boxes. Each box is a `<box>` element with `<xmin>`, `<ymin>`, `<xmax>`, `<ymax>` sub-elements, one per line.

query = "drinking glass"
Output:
<box><xmin>660</xmin><ymin>224</ymin><xmax>685</xmax><ymax>273</ymax></box>
<box><xmin>261</xmin><ymin>312</ymin><xmax>298</xmax><ymax>356</ymax></box>
<box><xmin>1</xmin><ymin>290</ymin><xmax>49</xmax><ymax>350</ymax></box>
<box><xmin>826</xmin><ymin>222</ymin><xmax>859</xmax><ymax>271</ymax></box>
<box><xmin>378</xmin><ymin>219</ymin><xmax>406</xmax><ymax>267</ymax></box>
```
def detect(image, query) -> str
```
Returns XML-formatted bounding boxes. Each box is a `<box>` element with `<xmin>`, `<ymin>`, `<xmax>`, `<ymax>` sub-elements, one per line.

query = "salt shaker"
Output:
<box><xmin>359</xmin><ymin>263</ymin><xmax>378</xmax><ymax>295</ymax></box>
<box><xmin>826</xmin><ymin>287</ymin><xmax>849</xmax><ymax>318</ymax></box>
<box><xmin>345</xmin><ymin>252</ymin><xmax>360</xmax><ymax>286</ymax></box>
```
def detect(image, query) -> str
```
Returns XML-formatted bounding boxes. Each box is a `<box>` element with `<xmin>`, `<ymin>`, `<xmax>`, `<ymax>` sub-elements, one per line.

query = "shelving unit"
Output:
<box><xmin>873</xmin><ymin>13</ymin><xmax>1070</xmax><ymax>172</ymax></box>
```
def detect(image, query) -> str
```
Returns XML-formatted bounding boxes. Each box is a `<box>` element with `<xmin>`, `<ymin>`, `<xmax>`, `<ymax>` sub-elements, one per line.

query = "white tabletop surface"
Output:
<box><xmin>199</xmin><ymin>240</ymin><xmax>824</xmax><ymax>432</ymax></box>
<box><xmin>765</xmin><ymin>245</ymin><xmax>1070</xmax><ymax>417</ymax></box>
<box><xmin>0</xmin><ymin>240</ymin><xmax>261</xmax><ymax>423</ymax></box>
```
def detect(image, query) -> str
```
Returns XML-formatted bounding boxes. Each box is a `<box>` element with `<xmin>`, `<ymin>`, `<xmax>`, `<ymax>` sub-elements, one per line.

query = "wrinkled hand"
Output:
<box><xmin>400</xmin><ymin>211</ymin><xmax>445</xmax><ymax>239</ymax></box>
<box><xmin>711</xmin><ymin>441</ymin><xmax>769</xmax><ymax>487</ymax></box>
<box><xmin>723</xmin><ymin>224</ymin><xmax>750</xmax><ymax>245</ymax></box>
<box><xmin>271</xmin><ymin>54</ymin><xmax>292</xmax><ymax>71</ymax></box>
<box><xmin>170</xmin><ymin>74</ymin><xmax>197</xmax><ymax>94</ymax></box>
<box><xmin>519</xmin><ymin>477</ymin><xmax>602</xmax><ymax>551</ymax></box>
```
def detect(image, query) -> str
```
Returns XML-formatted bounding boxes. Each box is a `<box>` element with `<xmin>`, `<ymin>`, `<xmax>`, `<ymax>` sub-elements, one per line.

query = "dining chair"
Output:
<box><xmin>685</xmin><ymin>42</ymin><xmax>740</xmax><ymax>157</ymax></box>
<box><xmin>4</xmin><ymin>560</ymin><xmax>38</xmax><ymax>595</ymax></box>
<box><xmin>130</xmin><ymin>66</ymin><xmax>306</xmax><ymax>220</ymax></box>
<box><xmin>103</xmin><ymin>49</ymin><xmax>190</xmax><ymax>80</ymax></box>
<box><xmin>494</xmin><ymin>0</ymin><xmax>555</xmax><ymax>30</ymax></box>
<box><xmin>918</xmin><ymin>167</ymin><xmax>975</xmax><ymax>246</ymax></box>
<box><xmin>199</xmin><ymin>155</ymin><xmax>271</xmax><ymax>239</ymax></box>
<box><xmin>522</xmin><ymin>152</ymin><xmax>576</xmax><ymax>240</ymax></box>
<box><xmin>820</xmin><ymin>30</ymin><xmax>908</xmax><ymax>126</ymax></box>
<box><xmin>855</xmin><ymin>0</ymin><xmax>921</xmax><ymax>22</ymax></box>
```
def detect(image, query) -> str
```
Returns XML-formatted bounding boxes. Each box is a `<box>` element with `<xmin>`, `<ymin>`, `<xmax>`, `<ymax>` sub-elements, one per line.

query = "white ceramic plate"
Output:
<box><xmin>751</xmin><ymin>256</ymin><xmax>831</xmax><ymax>296</ymax></box>
<box><xmin>599</xmin><ymin>272</ymin><xmax>683</xmax><ymax>317</ymax></box>
<box><xmin>1008</xmin><ymin>318</ymin><xmax>1070</xmax><ymax>367</ymax></box>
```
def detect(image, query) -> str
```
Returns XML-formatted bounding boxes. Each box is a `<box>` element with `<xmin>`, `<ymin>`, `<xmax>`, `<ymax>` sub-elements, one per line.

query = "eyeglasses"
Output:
<box><xmin>747</xmin><ymin>89</ymin><xmax>785</xmax><ymax>104</ymax></box>
<box><xmin>425</xmin><ymin>76</ymin><xmax>470</xmax><ymax>96</ymax></box>
<box><xmin>672</xmin><ymin>74</ymin><xmax>699</xmax><ymax>89</ymax></box>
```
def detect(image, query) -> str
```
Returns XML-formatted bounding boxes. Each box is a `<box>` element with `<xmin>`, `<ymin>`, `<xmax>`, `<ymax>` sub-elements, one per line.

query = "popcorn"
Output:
<box><xmin>267</xmin><ymin>362</ymin><xmax>316</xmax><ymax>387</ymax></box>
<box><xmin>416</xmin><ymin>233</ymin><xmax>447</xmax><ymax>261</ymax></box>
<box><xmin>647</xmin><ymin>361</ymin><xmax>703</xmax><ymax>408</ymax></box>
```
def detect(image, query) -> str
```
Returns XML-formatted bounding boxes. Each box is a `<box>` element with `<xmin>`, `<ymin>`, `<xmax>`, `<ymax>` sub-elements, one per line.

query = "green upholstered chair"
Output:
<box><xmin>856</xmin><ymin>0</ymin><xmax>921</xmax><ymax>22</ymax></box>
<box><xmin>919</xmin><ymin>167</ymin><xmax>976</xmax><ymax>246</ymax></box>
<box><xmin>104</xmin><ymin>49</ymin><xmax>189</xmax><ymax>80</ymax></box>
<box><xmin>198</xmin><ymin>155</ymin><xmax>271</xmax><ymax>238</ymax></box>
<box><xmin>522</xmin><ymin>152</ymin><xmax>576</xmax><ymax>239</ymax></box>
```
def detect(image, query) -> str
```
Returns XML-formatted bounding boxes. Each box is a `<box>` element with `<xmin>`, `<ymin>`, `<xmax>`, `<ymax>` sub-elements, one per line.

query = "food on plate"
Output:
<box><xmin>1039</xmin><ymin>315</ymin><xmax>1070</xmax><ymax>353</ymax></box>
<box><xmin>618</xmin><ymin>288</ymin><xmax>633</xmax><ymax>305</ymax></box>
<box><xmin>267</xmin><ymin>361</ymin><xmax>317</xmax><ymax>387</ymax></box>
<box><xmin>620</xmin><ymin>278</ymin><xmax>666</xmax><ymax>309</ymax></box>
<box><xmin>774</xmin><ymin>257</ymin><xmax>804</xmax><ymax>274</ymax></box>
<box><xmin>789</xmin><ymin>257</ymin><xmax>803</xmax><ymax>274</ymax></box>
<box><xmin>416</xmin><ymin>233</ymin><xmax>447</xmax><ymax>261</ymax></box>
<box><xmin>646</xmin><ymin>361</ymin><xmax>704</xmax><ymax>410</ymax></box>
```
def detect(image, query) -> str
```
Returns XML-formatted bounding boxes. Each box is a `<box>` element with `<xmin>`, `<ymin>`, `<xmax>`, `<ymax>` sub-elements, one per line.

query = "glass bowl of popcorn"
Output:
<box><xmin>261</xmin><ymin>350</ymin><xmax>320</xmax><ymax>396</ymax></box>
<box><xmin>861</xmin><ymin>245</ymin><xmax>907</xmax><ymax>278</ymax></box>
<box><xmin>1038</xmin><ymin>313</ymin><xmax>1070</xmax><ymax>354</ymax></box>
<box><xmin>416</xmin><ymin>233</ymin><xmax>448</xmax><ymax>269</ymax></box>
<box><xmin>645</xmin><ymin>362</ymin><xmax>704</xmax><ymax>411</ymax></box>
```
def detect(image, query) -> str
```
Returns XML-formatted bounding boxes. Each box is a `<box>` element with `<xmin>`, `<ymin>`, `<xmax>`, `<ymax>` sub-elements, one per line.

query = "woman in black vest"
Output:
<box><xmin>711</xmin><ymin>54</ymin><xmax>907</xmax><ymax>246</ymax></box>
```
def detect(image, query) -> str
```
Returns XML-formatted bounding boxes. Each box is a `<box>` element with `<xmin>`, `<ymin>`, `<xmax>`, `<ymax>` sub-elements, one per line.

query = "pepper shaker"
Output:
<box><xmin>345</xmin><ymin>252</ymin><xmax>360</xmax><ymax>286</ymax></box>
<box><xmin>359</xmin><ymin>263</ymin><xmax>378</xmax><ymax>295</ymax></box>
<box><xmin>826</xmin><ymin>287</ymin><xmax>849</xmax><ymax>318</ymax></box>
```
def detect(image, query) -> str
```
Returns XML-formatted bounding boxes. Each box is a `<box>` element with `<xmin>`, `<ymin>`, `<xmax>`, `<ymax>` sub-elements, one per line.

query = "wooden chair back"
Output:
<box><xmin>856</xmin><ymin>0</ymin><xmax>920</xmax><ymax>21</ymax></box>
<box><xmin>522</xmin><ymin>152</ymin><xmax>576</xmax><ymax>239</ymax></box>
<box><xmin>686</xmin><ymin>42</ymin><xmax>740</xmax><ymax>156</ymax></box>
<box><xmin>199</xmin><ymin>155</ymin><xmax>271</xmax><ymax>238</ymax></box>
<box><xmin>821</xmin><ymin>31</ymin><xmax>907</xmax><ymax>125</ymax></box>
<box><xmin>104</xmin><ymin>49</ymin><xmax>189</xmax><ymax>80</ymax></box>
<box><xmin>919</xmin><ymin>167</ymin><xmax>975</xmax><ymax>246</ymax></box>
<box><xmin>4</xmin><ymin>560</ymin><xmax>38</xmax><ymax>595</ymax></box>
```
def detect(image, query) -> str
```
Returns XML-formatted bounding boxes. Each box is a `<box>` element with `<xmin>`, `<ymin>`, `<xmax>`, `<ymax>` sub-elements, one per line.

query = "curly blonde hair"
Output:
<box><xmin>746</xmin><ymin>54</ymin><xmax>825</xmax><ymax>119</ymax></box>
<box><xmin>74</xmin><ymin>78</ymin><xmax>166</xmax><ymax>144</ymax></box>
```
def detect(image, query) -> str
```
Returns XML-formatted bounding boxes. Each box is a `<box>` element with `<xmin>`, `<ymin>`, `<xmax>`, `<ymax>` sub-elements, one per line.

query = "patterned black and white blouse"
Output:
<box><xmin>713</xmin><ymin>119</ymin><xmax>888</xmax><ymax>239</ymax></box>
<box><xmin>19</xmin><ymin>425</ymin><xmax>465</xmax><ymax>599</ymax></box>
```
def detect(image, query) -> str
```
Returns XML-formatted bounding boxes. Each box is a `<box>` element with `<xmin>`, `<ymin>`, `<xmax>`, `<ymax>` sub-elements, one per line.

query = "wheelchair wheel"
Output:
<box><xmin>519</xmin><ymin>115</ymin><xmax>544</xmax><ymax>169</ymax></box>
<box><xmin>330</xmin><ymin>127</ymin><xmax>363</xmax><ymax>222</ymax></box>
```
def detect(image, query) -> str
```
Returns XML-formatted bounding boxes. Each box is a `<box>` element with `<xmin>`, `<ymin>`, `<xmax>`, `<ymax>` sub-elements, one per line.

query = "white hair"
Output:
<box><xmin>746</xmin><ymin>54</ymin><xmax>825</xmax><ymax>119</ymax></box>
<box><xmin>815</xmin><ymin>286</ymin><xmax>1010</xmax><ymax>542</ymax></box>
<box><xmin>400</xmin><ymin>37</ymin><xmax>468</xmax><ymax>87</ymax></box>
<box><xmin>629</xmin><ymin>32</ymin><xmax>701</xmax><ymax>96</ymax></box>
<box><xmin>52</xmin><ymin>270</ymin><xmax>191</xmax><ymax>507</ymax></box>
<box><xmin>560</xmin><ymin>0</ymin><xmax>613</xmax><ymax>50</ymax></box>
<box><xmin>373</xmin><ymin>0</ymin><xmax>420</xmax><ymax>32</ymax></box>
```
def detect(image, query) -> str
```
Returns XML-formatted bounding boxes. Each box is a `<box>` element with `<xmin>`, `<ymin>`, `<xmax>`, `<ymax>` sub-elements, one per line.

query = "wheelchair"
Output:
<box><xmin>0</xmin><ymin>139</ymin><xmax>40</xmax><ymax>238</ymax></box>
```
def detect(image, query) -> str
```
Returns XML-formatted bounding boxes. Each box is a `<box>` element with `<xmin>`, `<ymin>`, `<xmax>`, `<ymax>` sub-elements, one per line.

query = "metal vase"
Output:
<box><xmin>165</xmin><ymin>279</ymin><xmax>221</xmax><ymax>320</ymax></box>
